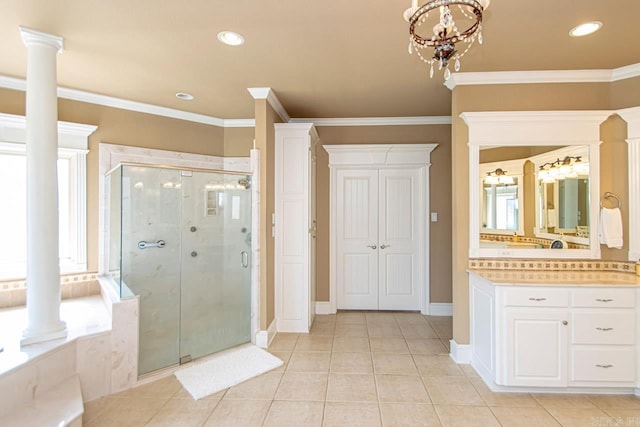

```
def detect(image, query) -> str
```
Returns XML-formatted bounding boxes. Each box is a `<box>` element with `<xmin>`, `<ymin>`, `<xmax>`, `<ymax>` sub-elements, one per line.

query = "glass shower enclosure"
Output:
<box><xmin>107</xmin><ymin>164</ymin><xmax>252</xmax><ymax>375</ymax></box>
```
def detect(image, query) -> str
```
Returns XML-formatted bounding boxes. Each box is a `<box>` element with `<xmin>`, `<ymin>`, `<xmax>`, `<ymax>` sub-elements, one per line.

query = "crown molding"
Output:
<box><xmin>444</xmin><ymin>62</ymin><xmax>640</xmax><ymax>89</ymax></box>
<box><xmin>611</xmin><ymin>63</ymin><xmax>640</xmax><ymax>82</ymax></box>
<box><xmin>0</xmin><ymin>74</ymin><xmax>257</xmax><ymax>128</ymax></box>
<box><xmin>461</xmin><ymin>110</ymin><xmax>612</xmax><ymax>146</ymax></box>
<box><xmin>223</xmin><ymin>119</ymin><xmax>256</xmax><ymax>127</ymax></box>
<box><xmin>247</xmin><ymin>87</ymin><xmax>290</xmax><ymax>123</ymax></box>
<box><xmin>288</xmin><ymin>116</ymin><xmax>451</xmax><ymax>126</ymax></box>
<box><xmin>444</xmin><ymin>69</ymin><xmax>613</xmax><ymax>89</ymax></box>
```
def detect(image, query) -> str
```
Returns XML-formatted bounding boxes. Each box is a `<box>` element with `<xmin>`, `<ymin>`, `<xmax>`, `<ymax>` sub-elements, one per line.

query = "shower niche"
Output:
<box><xmin>107</xmin><ymin>164</ymin><xmax>252</xmax><ymax>375</ymax></box>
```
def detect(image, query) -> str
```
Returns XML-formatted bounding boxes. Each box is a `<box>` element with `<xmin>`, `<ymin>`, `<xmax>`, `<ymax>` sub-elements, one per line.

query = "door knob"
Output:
<box><xmin>380</xmin><ymin>244</ymin><xmax>390</xmax><ymax>249</ymax></box>
<box><xmin>367</xmin><ymin>244</ymin><xmax>377</xmax><ymax>249</ymax></box>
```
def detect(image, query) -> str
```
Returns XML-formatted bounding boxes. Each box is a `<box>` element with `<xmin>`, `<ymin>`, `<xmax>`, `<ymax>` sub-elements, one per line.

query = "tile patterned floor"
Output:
<box><xmin>83</xmin><ymin>312</ymin><xmax>640</xmax><ymax>426</ymax></box>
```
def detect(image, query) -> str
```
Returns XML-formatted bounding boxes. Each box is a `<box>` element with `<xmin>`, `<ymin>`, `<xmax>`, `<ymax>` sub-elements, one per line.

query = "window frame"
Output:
<box><xmin>0</xmin><ymin>113</ymin><xmax>95</xmax><ymax>279</ymax></box>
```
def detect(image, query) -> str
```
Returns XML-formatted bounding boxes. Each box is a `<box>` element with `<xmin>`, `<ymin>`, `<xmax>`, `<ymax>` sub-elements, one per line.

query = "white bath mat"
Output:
<box><xmin>174</xmin><ymin>343</ymin><xmax>283</xmax><ymax>400</ymax></box>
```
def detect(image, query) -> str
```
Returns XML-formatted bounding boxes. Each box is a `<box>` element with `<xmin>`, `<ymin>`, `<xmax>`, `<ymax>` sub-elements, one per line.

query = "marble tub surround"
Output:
<box><xmin>469</xmin><ymin>258</ymin><xmax>637</xmax><ymax>274</ymax></box>
<box><xmin>0</xmin><ymin>295</ymin><xmax>111</xmax><ymax>376</ymax></box>
<box><xmin>469</xmin><ymin>269</ymin><xmax>640</xmax><ymax>286</ymax></box>
<box><xmin>0</xmin><ymin>272</ymin><xmax>101</xmax><ymax>309</ymax></box>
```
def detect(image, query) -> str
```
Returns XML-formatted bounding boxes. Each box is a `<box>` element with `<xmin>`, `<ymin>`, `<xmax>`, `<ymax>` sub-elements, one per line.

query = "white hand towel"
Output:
<box><xmin>546</xmin><ymin>209</ymin><xmax>556</xmax><ymax>228</ymax></box>
<box><xmin>599</xmin><ymin>207</ymin><xmax>623</xmax><ymax>249</ymax></box>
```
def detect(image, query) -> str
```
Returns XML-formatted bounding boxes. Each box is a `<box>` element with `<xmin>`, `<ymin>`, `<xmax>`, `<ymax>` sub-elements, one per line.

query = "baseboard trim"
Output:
<box><xmin>449</xmin><ymin>339</ymin><xmax>472</xmax><ymax>364</ymax></box>
<box><xmin>429</xmin><ymin>303</ymin><xmax>453</xmax><ymax>316</ymax></box>
<box><xmin>255</xmin><ymin>319</ymin><xmax>277</xmax><ymax>348</ymax></box>
<box><xmin>315</xmin><ymin>302</ymin><xmax>335</xmax><ymax>315</ymax></box>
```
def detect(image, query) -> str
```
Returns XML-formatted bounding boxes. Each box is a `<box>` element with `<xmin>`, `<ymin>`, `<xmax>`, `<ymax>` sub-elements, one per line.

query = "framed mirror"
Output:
<box><xmin>462</xmin><ymin>110</ymin><xmax>610</xmax><ymax>259</ymax></box>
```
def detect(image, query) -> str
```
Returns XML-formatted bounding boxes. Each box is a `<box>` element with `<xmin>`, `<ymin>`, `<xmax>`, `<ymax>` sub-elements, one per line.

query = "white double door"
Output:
<box><xmin>337</xmin><ymin>167</ymin><xmax>424</xmax><ymax>310</ymax></box>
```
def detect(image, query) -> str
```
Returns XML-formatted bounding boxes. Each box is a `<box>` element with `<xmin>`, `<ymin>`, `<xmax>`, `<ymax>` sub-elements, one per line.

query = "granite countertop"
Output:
<box><xmin>468</xmin><ymin>269</ymin><xmax>640</xmax><ymax>287</ymax></box>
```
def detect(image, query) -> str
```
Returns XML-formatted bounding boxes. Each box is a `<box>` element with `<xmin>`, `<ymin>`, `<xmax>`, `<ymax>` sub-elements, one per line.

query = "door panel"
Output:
<box><xmin>337</xmin><ymin>169</ymin><xmax>378</xmax><ymax>309</ymax></box>
<box><xmin>378</xmin><ymin>169</ymin><xmax>422</xmax><ymax>310</ymax></box>
<box><xmin>505</xmin><ymin>310</ymin><xmax>567</xmax><ymax>387</ymax></box>
<box><xmin>179</xmin><ymin>171</ymin><xmax>251</xmax><ymax>362</ymax></box>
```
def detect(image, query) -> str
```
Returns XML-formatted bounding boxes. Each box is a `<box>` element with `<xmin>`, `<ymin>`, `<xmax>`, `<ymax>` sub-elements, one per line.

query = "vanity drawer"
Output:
<box><xmin>572</xmin><ymin>288</ymin><xmax>636</xmax><ymax>308</ymax></box>
<box><xmin>571</xmin><ymin>347</ymin><xmax>636</xmax><ymax>383</ymax></box>
<box><xmin>572</xmin><ymin>311</ymin><xmax>636</xmax><ymax>345</ymax></box>
<box><xmin>502</xmin><ymin>287</ymin><xmax>569</xmax><ymax>307</ymax></box>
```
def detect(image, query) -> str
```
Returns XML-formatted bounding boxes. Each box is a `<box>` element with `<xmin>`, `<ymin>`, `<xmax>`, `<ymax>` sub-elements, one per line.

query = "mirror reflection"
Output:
<box><xmin>479</xmin><ymin>145</ymin><xmax>590</xmax><ymax>250</ymax></box>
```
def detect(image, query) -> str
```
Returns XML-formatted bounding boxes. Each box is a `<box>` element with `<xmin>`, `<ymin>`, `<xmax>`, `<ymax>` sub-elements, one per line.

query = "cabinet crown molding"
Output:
<box><xmin>324</xmin><ymin>144</ymin><xmax>437</xmax><ymax>167</ymax></box>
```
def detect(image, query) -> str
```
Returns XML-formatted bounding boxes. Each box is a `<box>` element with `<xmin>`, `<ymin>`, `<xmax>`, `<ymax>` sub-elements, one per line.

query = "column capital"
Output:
<box><xmin>19</xmin><ymin>26</ymin><xmax>64</xmax><ymax>52</ymax></box>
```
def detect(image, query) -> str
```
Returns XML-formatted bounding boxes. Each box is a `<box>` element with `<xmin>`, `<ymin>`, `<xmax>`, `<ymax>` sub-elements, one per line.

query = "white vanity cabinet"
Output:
<box><xmin>569</xmin><ymin>288</ymin><xmax>636</xmax><ymax>386</ymax></box>
<box><xmin>470</xmin><ymin>272</ymin><xmax>639</xmax><ymax>392</ymax></box>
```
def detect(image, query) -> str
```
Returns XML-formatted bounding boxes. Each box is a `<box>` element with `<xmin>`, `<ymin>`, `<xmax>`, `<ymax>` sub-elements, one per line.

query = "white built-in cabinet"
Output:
<box><xmin>274</xmin><ymin>123</ymin><xmax>318</xmax><ymax>333</ymax></box>
<box><xmin>325</xmin><ymin>144</ymin><xmax>437</xmax><ymax>313</ymax></box>
<box><xmin>470</xmin><ymin>272</ymin><xmax>639</xmax><ymax>392</ymax></box>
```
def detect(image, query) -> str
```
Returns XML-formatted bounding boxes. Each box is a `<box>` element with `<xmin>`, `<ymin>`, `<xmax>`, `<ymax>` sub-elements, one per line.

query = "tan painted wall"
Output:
<box><xmin>315</xmin><ymin>124</ymin><xmax>453</xmax><ymax>304</ymax></box>
<box><xmin>611</xmin><ymin>76</ymin><xmax>640</xmax><ymax>110</ymax></box>
<box><xmin>224</xmin><ymin>127</ymin><xmax>254</xmax><ymax>157</ymax></box>
<box><xmin>451</xmin><ymin>82</ymin><xmax>617</xmax><ymax>345</ymax></box>
<box><xmin>253</xmin><ymin>100</ymin><xmax>282</xmax><ymax>329</ymax></box>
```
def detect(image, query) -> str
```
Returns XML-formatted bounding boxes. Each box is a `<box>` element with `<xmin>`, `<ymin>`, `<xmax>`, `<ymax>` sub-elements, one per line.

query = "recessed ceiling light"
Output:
<box><xmin>569</xmin><ymin>21</ymin><xmax>603</xmax><ymax>37</ymax></box>
<box><xmin>176</xmin><ymin>92</ymin><xmax>194</xmax><ymax>101</ymax></box>
<box><xmin>217</xmin><ymin>31</ymin><xmax>245</xmax><ymax>46</ymax></box>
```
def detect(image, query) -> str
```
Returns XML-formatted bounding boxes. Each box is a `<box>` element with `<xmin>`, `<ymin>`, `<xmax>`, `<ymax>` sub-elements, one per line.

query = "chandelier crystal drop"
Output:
<box><xmin>404</xmin><ymin>0</ymin><xmax>490</xmax><ymax>80</ymax></box>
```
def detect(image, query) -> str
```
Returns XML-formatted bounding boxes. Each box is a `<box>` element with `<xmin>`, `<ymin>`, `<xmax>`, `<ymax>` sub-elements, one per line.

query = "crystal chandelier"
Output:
<box><xmin>404</xmin><ymin>0</ymin><xmax>490</xmax><ymax>80</ymax></box>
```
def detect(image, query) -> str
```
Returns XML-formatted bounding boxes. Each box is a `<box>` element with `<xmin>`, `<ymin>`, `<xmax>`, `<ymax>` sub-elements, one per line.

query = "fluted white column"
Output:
<box><xmin>20</xmin><ymin>27</ymin><xmax>67</xmax><ymax>346</ymax></box>
<box><xmin>617</xmin><ymin>107</ymin><xmax>640</xmax><ymax>262</ymax></box>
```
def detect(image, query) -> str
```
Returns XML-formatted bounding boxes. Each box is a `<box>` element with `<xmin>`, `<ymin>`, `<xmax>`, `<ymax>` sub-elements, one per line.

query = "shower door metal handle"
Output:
<box><xmin>138</xmin><ymin>240</ymin><xmax>166</xmax><ymax>249</ymax></box>
<box><xmin>241</xmin><ymin>251</ymin><xmax>249</xmax><ymax>268</ymax></box>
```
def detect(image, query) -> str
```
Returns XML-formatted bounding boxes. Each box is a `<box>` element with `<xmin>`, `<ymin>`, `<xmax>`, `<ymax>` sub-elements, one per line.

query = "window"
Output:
<box><xmin>0</xmin><ymin>113</ymin><xmax>94</xmax><ymax>280</ymax></box>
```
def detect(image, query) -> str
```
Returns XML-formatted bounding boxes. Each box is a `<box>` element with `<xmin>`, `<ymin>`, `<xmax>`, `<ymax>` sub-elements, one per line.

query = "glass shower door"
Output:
<box><xmin>179</xmin><ymin>171</ymin><xmax>252</xmax><ymax>362</ymax></box>
<box><xmin>121</xmin><ymin>166</ymin><xmax>182</xmax><ymax>375</ymax></box>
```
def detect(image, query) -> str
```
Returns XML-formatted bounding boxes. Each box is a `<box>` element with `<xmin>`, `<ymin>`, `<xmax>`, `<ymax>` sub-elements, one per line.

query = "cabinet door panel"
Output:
<box><xmin>337</xmin><ymin>169</ymin><xmax>379</xmax><ymax>309</ymax></box>
<box><xmin>505</xmin><ymin>309</ymin><xmax>568</xmax><ymax>387</ymax></box>
<box><xmin>378</xmin><ymin>169</ymin><xmax>422</xmax><ymax>310</ymax></box>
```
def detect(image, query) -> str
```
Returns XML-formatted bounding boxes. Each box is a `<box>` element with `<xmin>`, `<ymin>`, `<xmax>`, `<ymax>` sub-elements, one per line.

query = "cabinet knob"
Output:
<box><xmin>367</xmin><ymin>244</ymin><xmax>377</xmax><ymax>250</ymax></box>
<box><xmin>562</xmin><ymin>320</ymin><xmax>568</xmax><ymax>325</ymax></box>
<box><xmin>380</xmin><ymin>244</ymin><xmax>390</xmax><ymax>249</ymax></box>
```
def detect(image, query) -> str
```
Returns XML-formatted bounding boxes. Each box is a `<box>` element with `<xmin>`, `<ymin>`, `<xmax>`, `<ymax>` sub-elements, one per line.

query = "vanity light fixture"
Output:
<box><xmin>538</xmin><ymin>156</ymin><xmax>588</xmax><ymax>181</ymax></box>
<box><xmin>485</xmin><ymin>168</ymin><xmax>514</xmax><ymax>185</ymax></box>
<box><xmin>176</xmin><ymin>92</ymin><xmax>194</xmax><ymax>101</ymax></box>
<box><xmin>569</xmin><ymin>21</ymin><xmax>603</xmax><ymax>37</ymax></box>
<box><xmin>217</xmin><ymin>31</ymin><xmax>245</xmax><ymax>46</ymax></box>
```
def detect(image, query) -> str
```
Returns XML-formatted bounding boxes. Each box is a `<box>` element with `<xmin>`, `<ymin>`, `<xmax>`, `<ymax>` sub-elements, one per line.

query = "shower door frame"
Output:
<box><xmin>98</xmin><ymin>143</ymin><xmax>260</xmax><ymax>383</ymax></box>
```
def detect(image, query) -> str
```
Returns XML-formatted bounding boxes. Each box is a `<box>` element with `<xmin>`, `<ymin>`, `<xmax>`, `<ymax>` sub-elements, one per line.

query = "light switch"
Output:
<box><xmin>431</xmin><ymin>212</ymin><xmax>438</xmax><ymax>222</ymax></box>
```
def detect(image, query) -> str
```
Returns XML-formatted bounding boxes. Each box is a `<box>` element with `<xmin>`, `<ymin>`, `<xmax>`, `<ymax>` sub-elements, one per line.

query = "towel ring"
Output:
<box><xmin>600</xmin><ymin>192</ymin><xmax>621</xmax><ymax>209</ymax></box>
